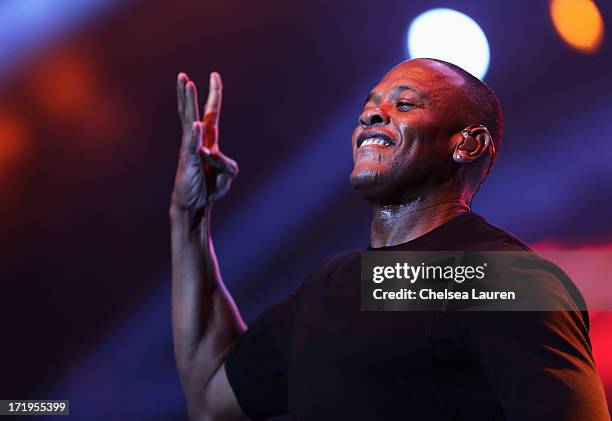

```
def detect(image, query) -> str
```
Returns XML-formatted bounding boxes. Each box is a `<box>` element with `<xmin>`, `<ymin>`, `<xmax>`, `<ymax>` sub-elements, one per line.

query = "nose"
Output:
<box><xmin>359</xmin><ymin>107</ymin><xmax>390</xmax><ymax>127</ymax></box>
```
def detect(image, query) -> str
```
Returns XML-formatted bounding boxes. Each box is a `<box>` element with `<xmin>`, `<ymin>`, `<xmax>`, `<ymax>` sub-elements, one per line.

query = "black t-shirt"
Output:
<box><xmin>224</xmin><ymin>212</ymin><xmax>609</xmax><ymax>420</ymax></box>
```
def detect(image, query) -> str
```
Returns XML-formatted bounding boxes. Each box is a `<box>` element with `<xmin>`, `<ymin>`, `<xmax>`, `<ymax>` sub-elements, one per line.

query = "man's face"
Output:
<box><xmin>350</xmin><ymin>59</ymin><xmax>470</xmax><ymax>203</ymax></box>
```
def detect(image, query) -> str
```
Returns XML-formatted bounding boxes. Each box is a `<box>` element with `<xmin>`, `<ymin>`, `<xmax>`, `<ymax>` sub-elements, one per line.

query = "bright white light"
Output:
<box><xmin>407</xmin><ymin>8</ymin><xmax>490</xmax><ymax>80</ymax></box>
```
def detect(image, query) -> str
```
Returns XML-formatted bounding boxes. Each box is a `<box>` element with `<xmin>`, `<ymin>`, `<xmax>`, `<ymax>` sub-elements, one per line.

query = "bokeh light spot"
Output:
<box><xmin>0</xmin><ymin>109</ymin><xmax>29</xmax><ymax>166</ymax></box>
<box><xmin>550</xmin><ymin>0</ymin><xmax>604</xmax><ymax>53</ymax></box>
<box><xmin>0</xmin><ymin>107</ymin><xmax>31</xmax><ymax>198</ymax></box>
<box><xmin>407</xmin><ymin>8</ymin><xmax>490</xmax><ymax>80</ymax></box>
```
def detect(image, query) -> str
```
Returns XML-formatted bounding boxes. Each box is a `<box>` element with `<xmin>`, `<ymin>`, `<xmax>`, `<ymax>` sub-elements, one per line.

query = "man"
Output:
<box><xmin>170</xmin><ymin>59</ymin><xmax>609</xmax><ymax>420</ymax></box>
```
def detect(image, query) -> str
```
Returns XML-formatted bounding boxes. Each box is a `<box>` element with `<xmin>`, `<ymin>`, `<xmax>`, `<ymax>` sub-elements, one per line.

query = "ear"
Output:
<box><xmin>452</xmin><ymin>125</ymin><xmax>493</xmax><ymax>164</ymax></box>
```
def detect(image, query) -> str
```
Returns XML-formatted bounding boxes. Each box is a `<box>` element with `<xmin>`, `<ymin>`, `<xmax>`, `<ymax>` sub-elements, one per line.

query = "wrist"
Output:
<box><xmin>169</xmin><ymin>203</ymin><xmax>211</xmax><ymax>225</ymax></box>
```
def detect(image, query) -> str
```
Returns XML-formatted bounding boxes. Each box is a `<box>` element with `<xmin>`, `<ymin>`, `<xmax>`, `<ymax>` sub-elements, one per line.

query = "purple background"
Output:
<box><xmin>0</xmin><ymin>0</ymin><xmax>611</xmax><ymax>418</ymax></box>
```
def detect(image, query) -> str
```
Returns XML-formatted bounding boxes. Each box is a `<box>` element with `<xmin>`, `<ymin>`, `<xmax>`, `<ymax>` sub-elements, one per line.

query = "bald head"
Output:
<box><xmin>430</xmin><ymin>59</ymin><xmax>503</xmax><ymax>151</ymax></box>
<box><xmin>386</xmin><ymin>58</ymin><xmax>504</xmax><ymax>151</ymax></box>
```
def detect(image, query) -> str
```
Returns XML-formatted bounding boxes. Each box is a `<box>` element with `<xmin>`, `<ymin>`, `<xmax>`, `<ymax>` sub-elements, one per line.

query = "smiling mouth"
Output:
<box><xmin>357</xmin><ymin>132</ymin><xmax>396</xmax><ymax>148</ymax></box>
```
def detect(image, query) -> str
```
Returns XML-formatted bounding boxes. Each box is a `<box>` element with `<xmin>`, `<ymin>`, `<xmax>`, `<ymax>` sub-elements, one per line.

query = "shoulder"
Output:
<box><xmin>469</xmin><ymin>255</ymin><xmax>592</xmax><ymax>342</ymax></box>
<box><xmin>315</xmin><ymin>250</ymin><xmax>361</xmax><ymax>275</ymax></box>
<box><xmin>467</xmin><ymin>213</ymin><xmax>532</xmax><ymax>252</ymax></box>
<box><xmin>297</xmin><ymin>250</ymin><xmax>361</xmax><ymax>292</ymax></box>
<box><xmin>468</xmin><ymin>252</ymin><xmax>591</xmax><ymax>339</ymax></box>
<box><xmin>466</xmin><ymin>214</ymin><xmax>586</xmax><ymax>311</ymax></box>
<box><xmin>503</xmin><ymin>254</ymin><xmax>589</xmax><ymax>320</ymax></box>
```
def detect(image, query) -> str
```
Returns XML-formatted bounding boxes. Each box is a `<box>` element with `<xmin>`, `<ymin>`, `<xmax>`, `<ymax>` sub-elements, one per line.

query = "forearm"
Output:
<box><xmin>170</xmin><ymin>204</ymin><xmax>245</xmax><ymax>416</ymax></box>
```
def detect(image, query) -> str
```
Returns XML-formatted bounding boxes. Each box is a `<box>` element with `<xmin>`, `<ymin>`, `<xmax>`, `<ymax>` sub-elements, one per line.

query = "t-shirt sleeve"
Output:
<box><xmin>468</xmin><ymin>264</ymin><xmax>610</xmax><ymax>420</ymax></box>
<box><xmin>223</xmin><ymin>285</ymin><xmax>302</xmax><ymax>421</ymax></box>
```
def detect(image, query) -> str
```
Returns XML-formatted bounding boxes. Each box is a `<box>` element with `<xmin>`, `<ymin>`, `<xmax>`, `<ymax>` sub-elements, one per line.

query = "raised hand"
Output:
<box><xmin>170</xmin><ymin>73</ymin><xmax>248</xmax><ymax>421</ymax></box>
<box><xmin>172</xmin><ymin>72</ymin><xmax>238</xmax><ymax>214</ymax></box>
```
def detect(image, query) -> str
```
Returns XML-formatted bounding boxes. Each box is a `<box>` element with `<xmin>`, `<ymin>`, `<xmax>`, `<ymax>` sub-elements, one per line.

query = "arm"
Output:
<box><xmin>469</xmin><ymin>266</ymin><xmax>610</xmax><ymax>420</ymax></box>
<box><xmin>170</xmin><ymin>72</ymin><xmax>248</xmax><ymax>421</ymax></box>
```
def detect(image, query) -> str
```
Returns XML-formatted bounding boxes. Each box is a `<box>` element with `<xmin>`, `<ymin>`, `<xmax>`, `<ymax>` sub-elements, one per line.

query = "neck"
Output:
<box><xmin>370</xmin><ymin>193</ymin><xmax>470</xmax><ymax>248</ymax></box>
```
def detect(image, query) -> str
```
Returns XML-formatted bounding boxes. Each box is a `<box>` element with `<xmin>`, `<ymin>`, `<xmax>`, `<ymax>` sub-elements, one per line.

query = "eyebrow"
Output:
<box><xmin>364</xmin><ymin>84</ymin><xmax>425</xmax><ymax>106</ymax></box>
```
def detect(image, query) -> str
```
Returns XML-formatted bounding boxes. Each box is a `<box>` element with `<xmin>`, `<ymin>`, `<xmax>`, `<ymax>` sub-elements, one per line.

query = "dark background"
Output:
<box><xmin>1</xmin><ymin>0</ymin><xmax>611</xmax><ymax>419</ymax></box>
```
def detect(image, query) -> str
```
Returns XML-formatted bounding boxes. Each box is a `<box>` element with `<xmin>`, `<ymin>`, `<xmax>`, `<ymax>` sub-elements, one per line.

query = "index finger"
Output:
<box><xmin>203</xmin><ymin>72</ymin><xmax>222</xmax><ymax>128</ymax></box>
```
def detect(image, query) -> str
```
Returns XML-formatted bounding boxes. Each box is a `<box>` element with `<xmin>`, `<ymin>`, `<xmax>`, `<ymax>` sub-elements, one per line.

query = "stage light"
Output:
<box><xmin>550</xmin><ymin>0</ymin><xmax>604</xmax><ymax>53</ymax></box>
<box><xmin>407</xmin><ymin>8</ymin><xmax>490</xmax><ymax>80</ymax></box>
<box><xmin>0</xmin><ymin>108</ymin><xmax>30</xmax><ymax>184</ymax></box>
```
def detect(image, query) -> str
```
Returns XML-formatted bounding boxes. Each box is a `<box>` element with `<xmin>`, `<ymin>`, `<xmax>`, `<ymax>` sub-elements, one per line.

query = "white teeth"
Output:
<box><xmin>360</xmin><ymin>137</ymin><xmax>391</xmax><ymax>147</ymax></box>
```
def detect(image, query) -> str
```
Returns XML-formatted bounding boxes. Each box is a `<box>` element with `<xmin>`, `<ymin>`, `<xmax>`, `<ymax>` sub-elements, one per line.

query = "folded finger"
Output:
<box><xmin>199</xmin><ymin>147</ymin><xmax>238</xmax><ymax>176</ymax></box>
<box><xmin>208</xmin><ymin>173</ymin><xmax>233</xmax><ymax>202</ymax></box>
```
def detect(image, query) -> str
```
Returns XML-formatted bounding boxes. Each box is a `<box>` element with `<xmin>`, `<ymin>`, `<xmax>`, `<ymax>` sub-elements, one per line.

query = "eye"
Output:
<box><xmin>396</xmin><ymin>100</ymin><xmax>417</xmax><ymax>111</ymax></box>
